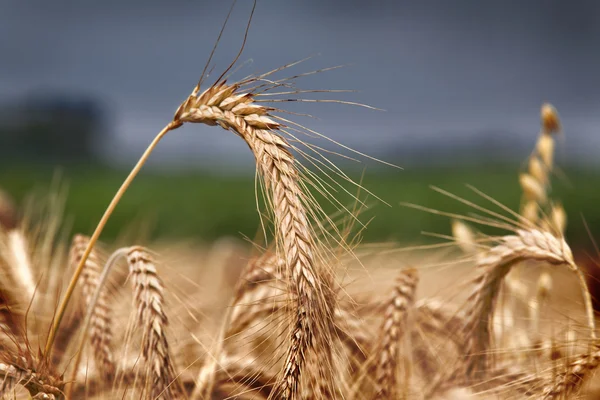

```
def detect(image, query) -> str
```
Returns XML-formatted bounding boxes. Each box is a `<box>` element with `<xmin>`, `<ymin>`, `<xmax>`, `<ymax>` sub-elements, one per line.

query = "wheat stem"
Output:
<box><xmin>44</xmin><ymin>121</ymin><xmax>181</xmax><ymax>359</ymax></box>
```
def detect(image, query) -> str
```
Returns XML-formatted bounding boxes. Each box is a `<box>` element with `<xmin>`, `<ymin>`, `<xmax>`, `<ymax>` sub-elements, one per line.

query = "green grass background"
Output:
<box><xmin>2</xmin><ymin>164</ymin><xmax>599</xmax><ymax>248</ymax></box>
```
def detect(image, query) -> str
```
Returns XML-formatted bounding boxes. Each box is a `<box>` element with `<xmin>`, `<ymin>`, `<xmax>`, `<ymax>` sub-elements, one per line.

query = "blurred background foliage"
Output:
<box><xmin>2</xmin><ymin>159</ymin><xmax>599</xmax><ymax>249</ymax></box>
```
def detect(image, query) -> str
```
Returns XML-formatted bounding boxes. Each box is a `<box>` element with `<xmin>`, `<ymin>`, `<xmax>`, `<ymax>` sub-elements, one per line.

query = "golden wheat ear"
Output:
<box><xmin>125</xmin><ymin>247</ymin><xmax>183</xmax><ymax>399</ymax></box>
<box><xmin>66</xmin><ymin>245</ymin><xmax>182</xmax><ymax>399</ymax></box>
<box><xmin>372</xmin><ymin>268</ymin><xmax>418</xmax><ymax>399</ymax></box>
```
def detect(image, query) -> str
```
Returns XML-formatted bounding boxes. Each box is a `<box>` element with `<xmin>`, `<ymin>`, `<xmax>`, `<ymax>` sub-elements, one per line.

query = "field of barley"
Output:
<box><xmin>3</xmin><ymin>2</ymin><xmax>600</xmax><ymax>400</ymax></box>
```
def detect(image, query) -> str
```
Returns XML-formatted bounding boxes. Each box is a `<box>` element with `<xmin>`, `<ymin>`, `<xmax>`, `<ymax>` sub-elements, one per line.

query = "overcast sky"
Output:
<box><xmin>2</xmin><ymin>0</ymin><xmax>599</xmax><ymax>169</ymax></box>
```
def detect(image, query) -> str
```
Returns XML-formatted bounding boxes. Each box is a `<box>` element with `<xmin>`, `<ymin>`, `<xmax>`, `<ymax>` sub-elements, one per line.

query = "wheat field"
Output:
<box><xmin>2</xmin><ymin>4</ymin><xmax>600</xmax><ymax>400</ymax></box>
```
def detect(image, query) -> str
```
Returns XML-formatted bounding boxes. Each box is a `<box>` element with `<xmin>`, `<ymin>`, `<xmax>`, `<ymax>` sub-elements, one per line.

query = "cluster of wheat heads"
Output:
<box><xmin>2</xmin><ymin>96</ymin><xmax>600</xmax><ymax>400</ymax></box>
<box><xmin>1</xmin><ymin>5</ymin><xmax>599</xmax><ymax>400</ymax></box>
<box><xmin>1</xmin><ymin>4</ymin><xmax>373</xmax><ymax>399</ymax></box>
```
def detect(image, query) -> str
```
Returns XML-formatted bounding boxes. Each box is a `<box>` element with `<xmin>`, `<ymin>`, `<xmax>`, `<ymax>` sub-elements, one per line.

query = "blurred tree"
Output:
<box><xmin>0</xmin><ymin>94</ymin><xmax>105</xmax><ymax>164</ymax></box>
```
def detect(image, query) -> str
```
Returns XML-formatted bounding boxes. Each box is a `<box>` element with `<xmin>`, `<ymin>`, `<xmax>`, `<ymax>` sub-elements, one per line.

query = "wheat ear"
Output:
<box><xmin>542</xmin><ymin>345</ymin><xmax>600</xmax><ymax>398</ymax></box>
<box><xmin>520</xmin><ymin>103</ymin><xmax>560</xmax><ymax>225</ymax></box>
<box><xmin>49</xmin><ymin>74</ymin><xmax>340</xmax><ymax>398</ymax></box>
<box><xmin>69</xmin><ymin>234</ymin><xmax>114</xmax><ymax>379</ymax></box>
<box><xmin>1</xmin><ymin>354</ymin><xmax>63</xmax><ymax>399</ymax></box>
<box><xmin>373</xmin><ymin>268</ymin><xmax>418</xmax><ymax>399</ymax></box>
<box><xmin>178</xmin><ymin>82</ymin><xmax>336</xmax><ymax>399</ymax></box>
<box><xmin>462</xmin><ymin>229</ymin><xmax>581</xmax><ymax>380</ymax></box>
<box><xmin>126</xmin><ymin>247</ymin><xmax>182</xmax><ymax>399</ymax></box>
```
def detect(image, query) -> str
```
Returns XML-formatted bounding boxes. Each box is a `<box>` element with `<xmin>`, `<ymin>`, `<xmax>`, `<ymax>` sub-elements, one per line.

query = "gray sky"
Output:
<box><xmin>2</xmin><ymin>0</ymin><xmax>600</xmax><ymax>169</ymax></box>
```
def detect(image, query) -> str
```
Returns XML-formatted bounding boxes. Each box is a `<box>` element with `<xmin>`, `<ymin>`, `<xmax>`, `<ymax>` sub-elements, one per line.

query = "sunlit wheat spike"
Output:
<box><xmin>126</xmin><ymin>247</ymin><xmax>182</xmax><ymax>399</ymax></box>
<box><xmin>70</xmin><ymin>234</ymin><xmax>115</xmax><ymax>379</ymax></box>
<box><xmin>373</xmin><ymin>268</ymin><xmax>418</xmax><ymax>399</ymax></box>
<box><xmin>177</xmin><ymin>79</ymin><xmax>337</xmax><ymax>399</ymax></box>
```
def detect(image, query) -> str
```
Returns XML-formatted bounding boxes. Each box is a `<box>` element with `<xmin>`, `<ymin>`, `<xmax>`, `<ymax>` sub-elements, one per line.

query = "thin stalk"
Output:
<box><xmin>65</xmin><ymin>247</ymin><xmax>130</xmax><ymax>399</ymax></box>
<box><xmin>44</xmin><ymin>121</ymin><xmax>181</xmax><ymax>358</ymax></box>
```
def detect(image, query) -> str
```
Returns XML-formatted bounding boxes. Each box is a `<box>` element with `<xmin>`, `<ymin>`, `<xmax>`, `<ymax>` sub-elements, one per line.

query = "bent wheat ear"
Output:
<box><xmin>373</xmin><ymin>268</ymin><xmax>418</xmax><ymax>399</ymax></box>
<box><xmin>126</xmin><ymin>247</ymin><xmax>182</xmax><ymax>399</ymax></box>
<box><xmin>462</xmin><ymin>229</ymin><xmax>579</xmax><ymax>380</ymax></box>
<box><xmin>179</xmin><ymin>82</ymin><xmax>336</xmax><ymax>399</ymax></box>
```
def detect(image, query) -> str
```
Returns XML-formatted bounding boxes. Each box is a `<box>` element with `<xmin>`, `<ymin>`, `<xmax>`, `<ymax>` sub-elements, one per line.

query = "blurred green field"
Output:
<box><xmin>1</xmin><ymin>164</ymin><xmax>599</xmax><ymax>247</ymax></box>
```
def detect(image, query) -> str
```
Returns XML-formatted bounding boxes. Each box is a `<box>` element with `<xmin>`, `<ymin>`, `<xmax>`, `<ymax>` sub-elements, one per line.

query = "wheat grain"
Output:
<box><xmin>541</xmin><ymin>103</ymin><xmax>561</xmax><ymax>134</ymax></box>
